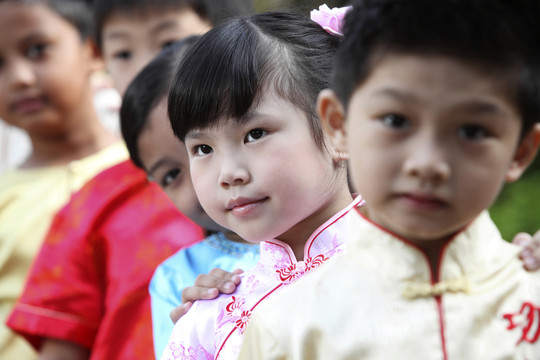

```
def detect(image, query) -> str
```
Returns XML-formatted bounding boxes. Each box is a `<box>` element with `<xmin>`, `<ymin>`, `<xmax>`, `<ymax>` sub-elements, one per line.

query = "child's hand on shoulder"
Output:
<box><xmin>170</xmin><ymin>268</ymin><xmax>244</xmax><ymax>323</ymax></box>
<box><xmin>513</xmin><ymin>230</ymin><xmax>540</xmax><ymax>271</ymax></box>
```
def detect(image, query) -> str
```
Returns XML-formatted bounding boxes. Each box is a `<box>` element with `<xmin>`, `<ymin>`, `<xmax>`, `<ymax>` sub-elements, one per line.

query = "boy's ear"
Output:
<box><xmin>317</xmin><ymin>89</ymin><xmax>348</xmax><ymax>154</ymax></box>
<box><xmin>506</xmin><ymin>123</ymin><xmax>540</xmax><ymax>182</ymax></box>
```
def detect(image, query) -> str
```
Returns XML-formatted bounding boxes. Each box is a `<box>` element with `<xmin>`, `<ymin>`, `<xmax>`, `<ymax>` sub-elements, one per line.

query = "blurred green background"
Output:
<box><xmin>257</xmin><ymin>0</ymin><xmax>540</xmax><ymax>240</ymax></box>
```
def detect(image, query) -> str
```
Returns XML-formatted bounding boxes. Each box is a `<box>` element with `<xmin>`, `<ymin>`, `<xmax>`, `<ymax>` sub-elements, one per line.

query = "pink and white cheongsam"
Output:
<box><xmin>160</xmin><ymin>196</ymin><xmax>364</xmax><ymax>360</ymax></box>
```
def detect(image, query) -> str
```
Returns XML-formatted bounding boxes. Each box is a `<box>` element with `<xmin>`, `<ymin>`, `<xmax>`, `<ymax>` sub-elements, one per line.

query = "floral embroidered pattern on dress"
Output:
<box><xmin>276</xmin><ymin>254</ymin><xmax>328</xmax><ymax>283</ymax></box>
<box><xmin>166</xmin><ymin>341</ymin><xmax>213</xmax><ymax>360</ymax></box>
<box><xmin>223</xmin><ymin>296</ymin><xmax>252</xmax><ymax>334</ymax></box>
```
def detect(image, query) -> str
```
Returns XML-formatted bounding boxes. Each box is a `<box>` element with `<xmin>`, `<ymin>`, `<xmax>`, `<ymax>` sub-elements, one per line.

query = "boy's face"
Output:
<box><xmin>184</xmin><ymin>91</ymin><xmax>347</xmax><ymax>247</ymax></box>
<box><xmin>102</xmin><ymin>8</ymin><xmax>211</xmax><ymax>95</ymax></box>
<box><xmin>0</xmin><ymin>2</ymin><xmax>100</xmax><ymax>136</ymax></box>
<box><xmin>322</xmin><ymin>53</ymin><xmax>540</xmax><ymax>245</ymax></box>
<box><xmin>138</xmin><ymin>98</ymin><xmax>225</xmax><ymax>232</ymax></box>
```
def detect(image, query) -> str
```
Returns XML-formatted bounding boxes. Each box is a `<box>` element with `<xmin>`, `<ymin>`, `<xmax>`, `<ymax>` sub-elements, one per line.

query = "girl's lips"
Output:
<box><xmin>227</xmin><ymin>197</ymin><xmax>269</xmax><ymax>218</ymax></box>
<box><xmin>12</xmin><ymin>97</ymin><xmax>46</xmax><ymax>114</ymax></box>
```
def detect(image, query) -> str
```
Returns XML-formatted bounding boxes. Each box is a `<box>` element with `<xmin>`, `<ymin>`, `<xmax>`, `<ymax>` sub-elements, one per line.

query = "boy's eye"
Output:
<box><xmin>245</xmin><ymin>129</ymin><xmax>267</xmax><ymax>143</ymax></box>
<box><xmin>458</xmin><ymin>125</ymin><xmax>489</xmax><ymax>140</ymax></box>
<box><xmin>26</xmin><ymin>43</ymin><xmax>48</xmax><ymax>59</ymax></box>
<box><xmin>113</xmin><ymin>50</ymin><xmax>132</xmax><ymax>61</ymax></box>
<box><xmin>161</xmin><ymin>168</ymin><xmax>180</xmax><ymax>187</ymax></box>
<box><xmin>194</xmin><ymin>144</ymin><xmax>213</xmax><ymax>156</ymax></box>
<box><xmin>380</xmin><ymin>114</ymin><xmax>410</xmax><ymax>129</ymax></box>
<box><xmin>161</xmin><ymin>40</ymin><xmax>176</xmax><ymax>50</ymax></box>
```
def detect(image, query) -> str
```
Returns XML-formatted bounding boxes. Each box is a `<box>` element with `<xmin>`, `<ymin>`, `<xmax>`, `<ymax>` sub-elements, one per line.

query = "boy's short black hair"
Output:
<box><xmin>120</xmin><ymin>36</ymin><xmax>199</xmax><ymax>169</ymax></box>
<box><xmin>93</xmin><ymin>0</ymin><xmax>253</xmax><ymax>50</ymax></box>
<box><xmin>21</xmin><ymin>0</ymin><xmax>94</xmax><ymax>41</ymax></box>
<box><xmin>168</xmin><ymin>11</ymin><xmax>341</xmax><ymax>149</ymax></box>
<box><xmin>335</xmin><ymin>0</ymin><xmax>540</xmax><ymax>137</ymax></box>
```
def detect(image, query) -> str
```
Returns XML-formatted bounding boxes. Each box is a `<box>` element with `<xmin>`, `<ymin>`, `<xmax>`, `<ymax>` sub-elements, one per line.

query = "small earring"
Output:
<box><xmin>336</xmin><ymin>152</ymin><xmax>349</xmax><ymax>161</ymax></box>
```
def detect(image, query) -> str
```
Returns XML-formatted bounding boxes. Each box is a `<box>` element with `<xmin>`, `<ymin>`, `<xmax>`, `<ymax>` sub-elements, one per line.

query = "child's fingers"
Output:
<box><xmin>180</xmin><ymin>269</ymin><xmax>241</xmax><ymax>303</ymax></box>
<box><xmin>532</xmin><ymin>229</ymin><xmax>540</xmax><ymax>245</ymax></box>
<box><xmin>208</xmin><ymin>268</ymin><xmax>242</xmax><ymax>285</ymax></box>
<box><xmin>523</xmin><ymin>250</ymin><xmax>540</xmax><ymax>271</ymax></box>
<box><xmin>512</xmin><ymin>232</ymin><xmax>533</xmax><ymax>248</ymax></box>
<box><xmin>181</xmin><ymin>285</ymin><xmax>220</xmax><ymax>304</ymax></box>
<box><xmin>232</xmin><ymin>268</ymin><xmax>245</xmax><ymax>276</ymax></box>
<box><xmin>170</xmin><ymin>302</ymin><xmax>192</xmax><ymax>324</ymax></box>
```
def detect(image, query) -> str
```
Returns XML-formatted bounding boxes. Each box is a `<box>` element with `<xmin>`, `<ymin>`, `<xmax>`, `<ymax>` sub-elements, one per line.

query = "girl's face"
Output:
<box><xmin>0</xmin><ymin>2</ymin><xmax>100</xmax><ymax>137</ymax></box>
<box><xmin>184</xmin><ymin>91</ymin><xmax>351</xmax><ymax>250</ymax></box>
<box><xmin>138</xmin><ymin>98</ymin><xmax>226</xmax><ymax>233</ymax></box>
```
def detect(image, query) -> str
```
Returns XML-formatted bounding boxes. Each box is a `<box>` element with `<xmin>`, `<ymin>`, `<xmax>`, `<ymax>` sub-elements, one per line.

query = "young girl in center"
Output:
<box><xmin>119</xmin><ymin>37</ymin><xmax>260</xmax><ymax>359</ymax></box>
<box><xmin>160</xmin><ymin>10</ymin><xmax>361</xmax><ymax>359</ymax></box>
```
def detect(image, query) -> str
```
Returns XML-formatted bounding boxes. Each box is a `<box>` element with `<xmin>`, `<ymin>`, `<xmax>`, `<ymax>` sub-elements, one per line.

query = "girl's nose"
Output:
<box><xmin>218</xmin><ymin>156</ymin><xmax>251</xmax><ymax>189</ymax></box>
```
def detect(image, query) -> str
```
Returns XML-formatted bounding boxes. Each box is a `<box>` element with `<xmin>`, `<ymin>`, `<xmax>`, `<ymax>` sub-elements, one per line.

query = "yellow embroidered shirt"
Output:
<box><xmin>0</xmin><ymin>142</ymin><xmax>127</xmax><ymax>359</ymax></box>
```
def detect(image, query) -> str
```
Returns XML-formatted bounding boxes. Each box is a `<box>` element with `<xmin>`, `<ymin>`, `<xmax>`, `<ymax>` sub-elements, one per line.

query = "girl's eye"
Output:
<box><xmin>380</xmin><ymin>114</ymin><xmax>410</xmax><ymax>129</ymax></box>
<box><xmin>161</xmin><ymin>169</ymin><xmax>180</xmax><ymax>187</ymax></box>
<box><xmin>245</xmin><ymin>129</ymin><xmax>267</xmax><ymax>143</ymax></box>
<box><xmin>26</xmin><ymin>43</ymin><xmax>48</xmax><ymax>59</ymax></box>
<box><xmin>113</xmin><ymin>50</ymin><xmax>132</xmax><ymax>61</ymax></box>
<box><xmin>194</xmin><ymin>144</ymin><xmax>213</xmax><ymax>156</ymax></box>
<box><xmin>458</xmin><ymin>125</ymin><xmax>489</xmax><ymax>140</ymax></box>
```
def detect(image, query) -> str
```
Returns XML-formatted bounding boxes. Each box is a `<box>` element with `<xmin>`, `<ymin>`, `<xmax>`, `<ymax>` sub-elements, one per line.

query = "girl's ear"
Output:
<box><xmin>317</xmin><ymin>89</ymin><xmax>348</xmax><ymax>155</ymax></box>
<box><xmin>506</xmin><ymin>123</ymin><xmax>540</xmax><ymax>182</ymax></box>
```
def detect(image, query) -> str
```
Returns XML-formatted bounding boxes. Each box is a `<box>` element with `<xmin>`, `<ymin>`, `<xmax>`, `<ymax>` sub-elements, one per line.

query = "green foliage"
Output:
<box><xmin>490</xmin><ymin>154</ymin><xmax>540</xmax><ymax>241</ymax></box>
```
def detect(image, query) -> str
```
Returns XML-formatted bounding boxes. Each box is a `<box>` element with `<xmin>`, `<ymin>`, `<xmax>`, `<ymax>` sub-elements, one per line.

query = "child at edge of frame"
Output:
<box><xmin>238</xmin><ymin>0</ymin><xmax>540</xmax><ymax>358</ymax></box>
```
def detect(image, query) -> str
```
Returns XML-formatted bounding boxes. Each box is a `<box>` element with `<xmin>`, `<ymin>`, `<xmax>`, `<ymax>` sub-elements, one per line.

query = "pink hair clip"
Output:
<box><xmin>310</xmin><ymin>4</ymin><xmax>353</xmax><ymax>37</ymax></box>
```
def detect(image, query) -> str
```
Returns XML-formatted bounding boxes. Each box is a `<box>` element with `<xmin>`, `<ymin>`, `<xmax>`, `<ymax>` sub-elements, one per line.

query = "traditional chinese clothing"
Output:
<box><xmin>160</xmin><ymin>196</ymin><xmax>364</xmax><ymax>360</ymax></box>
<box><xmin>7</xmin><ymin>160</ymin><xmax>204</xmax><ymax>360</ymax></box>
<box><xmin>0</xmin><ymin>142</ymin><xmax>127</xmax><ymax>359</ymax></box>
<box><xmin>150</xmin><ymin>232</ymin><xmax>260</xmax><ymax>359</ymax></box>
<box><xmin>239</xmin><ymin>210</ymin><xmax>540</xmax><ymax>360</ymax></box>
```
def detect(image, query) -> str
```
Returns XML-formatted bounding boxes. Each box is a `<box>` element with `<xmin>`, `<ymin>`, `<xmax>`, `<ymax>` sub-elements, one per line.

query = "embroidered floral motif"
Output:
<box><xmin>225</xmin><ymin>296</ymin><xmax>246</xmax><ymax>318</ymax></box>
<box><xmin>234</xmin><ymin>310</ymin><xmax>252</xmax><ymax>334</ymax></box>
<box><xmin>276</xmin><ymin>254</ymin><xmax>328</xmax><ymax>283</ymax></box>
<box><xmin>167</xmin><ymin>341</ymin><xmax>213</xmax><ymax>360</ymax></box>
<box><xmin>503</xmin><ymin>302</ymin><xmax>540</xmax><ymax>345</ymax></box>
<box><xmin>305</xmin><ymin>254</ymin><xmax>326</xmax><ymax>271</ymax></box>
<box><xmin>223</xmin><ymin>296</ymin><xmax>252</xmax><ymax>333</ymax></box>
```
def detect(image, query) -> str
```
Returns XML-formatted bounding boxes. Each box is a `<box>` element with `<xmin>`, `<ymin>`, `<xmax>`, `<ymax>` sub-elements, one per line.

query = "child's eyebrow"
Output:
<box><xmin>185</xmin><ymin>130</ymin><xmax>207</xmax><ymax>141</ymax></box>
<box><xmin>150</xmin><ymin>20</ymin><xmax>181</xmax><ymax>36</ymax></box>
<box><xmin>104</xmin><ymin>31</ymin><xmax>129</xmax><ymax>41</ymax></box>
<box><xmin>457</xmin><ymin>101</ymin><xmax>507</xmax><ymax>116</ymax></box>
<box><xmin>372</xmin><ymin>88</ymin><xmax>418</xmax><ymax>104</ymax></box>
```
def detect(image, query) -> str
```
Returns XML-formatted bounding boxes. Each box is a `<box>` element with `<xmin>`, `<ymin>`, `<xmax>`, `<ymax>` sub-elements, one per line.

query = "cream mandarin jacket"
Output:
<box><xmin>239</xmin><ymin>211</ymin><xmax>540</xmax><ymax>360</ymax></box>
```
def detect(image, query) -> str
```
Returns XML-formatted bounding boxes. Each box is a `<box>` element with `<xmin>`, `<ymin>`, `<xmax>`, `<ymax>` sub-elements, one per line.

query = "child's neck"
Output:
<box><xmin>223</xmin><ymin>231</ymin><xmax>253</xmax><ymax>246</ymax></box>
<box><xmin>22</xmin><ymin>112</ymin><xmax>118</xmax><ymax>169</ymax></box>
<box><xmin>359</xmin><ymin>206</ymin><xmax>452</xmax><ymax>281</ymax></box>
<box><xmin>278</xmin><ymin>189</ymin><xmax>354</xmax><ymax>261</ymax></box>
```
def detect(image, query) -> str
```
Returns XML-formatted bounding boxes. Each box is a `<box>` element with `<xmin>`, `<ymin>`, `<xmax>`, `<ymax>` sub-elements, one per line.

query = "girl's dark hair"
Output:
<box><xmin>168</xmin><ymin>11</ymin><xmax>341</xmax><ymax>149</ymax></box>
<box><xmin>335</xmin><ymin>0</ymin><xmax>540</xmax><ymax>137</ymax></box>
<box><xmin>92</xmin><ymin>0</ymin><xmax>253</xmax><ymax>50</ymax></box>
<box><xmin>20</xmin><ymin>0</ymin><xmax>94</xmax><ymax>41</ymax></box>
<box><xmin>120</xmin><ymin>36</ymin><xmax>199</xmax><ymax>169</ymax></box>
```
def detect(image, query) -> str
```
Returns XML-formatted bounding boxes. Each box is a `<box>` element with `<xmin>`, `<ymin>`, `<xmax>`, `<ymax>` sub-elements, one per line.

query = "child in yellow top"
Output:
<box><xmin>0</xmin><ymin>0</ymin><xmax>127</xmax><ymax>358</ymax></box>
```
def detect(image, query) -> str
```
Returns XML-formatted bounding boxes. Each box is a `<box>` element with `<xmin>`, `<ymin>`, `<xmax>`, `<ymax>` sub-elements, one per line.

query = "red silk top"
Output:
<box><xmin>7</xmin><ymin>160</ymin><xmax>203</xmax><ymax>359</ymax></box>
